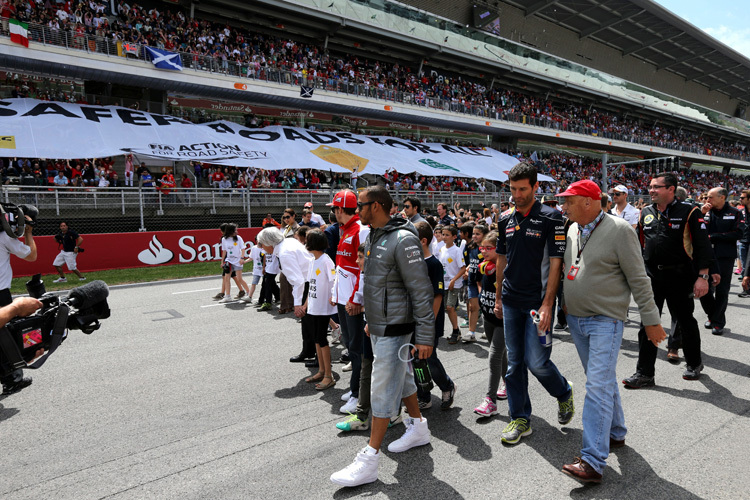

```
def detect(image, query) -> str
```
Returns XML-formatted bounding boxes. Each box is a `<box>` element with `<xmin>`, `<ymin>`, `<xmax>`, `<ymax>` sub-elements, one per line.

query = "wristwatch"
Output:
<box><xmin>698</xmin><ymin>274</ymin><xmax>709</xmax><ymax>280</ymax></box>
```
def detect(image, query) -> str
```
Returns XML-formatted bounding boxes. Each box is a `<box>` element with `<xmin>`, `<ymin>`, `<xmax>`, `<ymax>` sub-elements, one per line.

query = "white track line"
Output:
<box><xmin>173</xmin><ymin>288</ymin><xmax>219</xmax><ymax>295</ymax></box>
<box><xmin>200</xmin><ymin>301</ymin><xmax>243</xmax><ymax>308</ymax></box>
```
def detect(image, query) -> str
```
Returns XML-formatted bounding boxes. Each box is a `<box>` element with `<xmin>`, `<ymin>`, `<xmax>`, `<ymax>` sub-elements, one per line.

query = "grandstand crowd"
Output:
<box><xmin>2</xmin><ymin>0</ymin><xmax>750</xmax><ymax>163</ymax></box>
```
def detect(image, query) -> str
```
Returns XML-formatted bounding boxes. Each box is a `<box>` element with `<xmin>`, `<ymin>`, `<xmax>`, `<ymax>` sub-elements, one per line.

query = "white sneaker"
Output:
<box><xmin>462</xmin><ymin>332</ymin><xmax>477</xmax><ymax>343</ymax></box>
<box><xmin>342</xmin><ymin>362</ymin><xmax>353</xmax><ymax>372</ymax></box>
<box><xmin>341</xmin><ymin>390</ymin><xmax>353</xmax><ymax>402</ymax></box>
<box><xmin>219</xmin><ymin>296</ymin><xmax>233</xmax><ymax>303</ymax></box>
<box><xmin>242</xmin><ymin>296</ymin><xmax>253</xmax><ymax>303</ymax></box>
<box><xmin>387</xmin><ymin>416</ymin><xmax>430</xmax><ymax>453</ymax></box>
<box><xmin>331</xmin><ymin>326</ymin><xmax>342</xmax><ymax>344</ymax></box>
<box><xmin>78</xmin><ymin>277</ymin><xmax>86</xmax><ymax>281</ymax></box>
<box><xmin>340</xmin><ymin>396</ymin><xmax>359</xmax><ymax>414</ymax></box>
<box><xmin>330</xmin><ymin>447</ymin><xmax>379</xmax><ymax>487</ymax></box>
<box><xmin>53</xmin><ymin>277</ymin><xmax>67</xmax><ymax>283</ymax></box>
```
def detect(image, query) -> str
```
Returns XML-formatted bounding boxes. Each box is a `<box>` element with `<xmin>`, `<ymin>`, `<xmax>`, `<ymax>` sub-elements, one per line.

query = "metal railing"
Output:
<box><xmin>1</xmin><ymin>185</ymin><xmax>509</xmax><ymax>234</ymax></box>
<box><xmin>3</xmin><ymin>20</ymin><xmax>750</xmax><ymax>163</ymax></box>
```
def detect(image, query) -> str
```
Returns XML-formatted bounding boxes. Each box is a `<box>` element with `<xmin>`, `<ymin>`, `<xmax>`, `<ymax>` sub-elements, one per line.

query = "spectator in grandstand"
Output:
<box><xmin>53</xmin><ymin>171</ymin><xmax>69</xmax><ymax>187</ymax></box>
<box><xmin>123</xmin><ymin>154</ymin><xmax>134</xmax><ymax>186</ymax></box>
<box><xmin>262</xmin><ymin>213</ymin><xmax>281</xmax><ymax>228</ymax></box>
<box><xmin>110</xmin><ymin>172</ymin><xmax>122</xmax><ymax>187</ymax></box>
<box><xmin>52</xmin><ymin>222</ymin><xmax>85</xmax><ymax>283</ymax></box>
<box><xmin>556</xmin><ymin>179</ymin><xmax>663</xmax><ymax>484</ymax></box>
<box><xmin>623</xmin><ymin>173</ymin><xmax>713</xmax><ymax>388</ymax></box>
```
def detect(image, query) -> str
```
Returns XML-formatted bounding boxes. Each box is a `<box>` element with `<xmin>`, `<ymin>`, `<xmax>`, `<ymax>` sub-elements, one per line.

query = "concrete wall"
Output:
<box><xmin>398</xmin><ymin>0</ymin><xmax>741</xmax><ymax>117</ymax></box>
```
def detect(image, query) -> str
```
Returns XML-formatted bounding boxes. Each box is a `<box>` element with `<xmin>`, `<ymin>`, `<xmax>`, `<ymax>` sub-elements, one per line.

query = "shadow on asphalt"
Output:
<box><xmin>651</xmin><ymin>374</ymin><xmax>750</xmax><ymax>418</ymax></box>
<box><xmin>525</xmin><ymin>419</ymin><xmax>706</xmax><ymax>500</ymax></box>
<box><xmin>0</xmin><ymin>401</ymin><xmax>20</xmax><ymax>421</ymax></box>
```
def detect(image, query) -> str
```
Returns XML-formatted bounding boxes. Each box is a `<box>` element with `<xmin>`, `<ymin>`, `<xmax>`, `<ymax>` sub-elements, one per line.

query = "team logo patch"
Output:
<box><xmin>555</xmin><ymin>235</ymin><xmax>565</xmax><ymax>241</ymax></box>
<box><xmin>438</xmin><ymin>282</ymin><xmax>444</xmax><ymax>289</ymax></box>
<box><xmin>448</xmin><ymin>258</ymin><xmax>453</xmax><ymax>263</ymax></box>
<box><xmin>644</xmin><ymin>214</ymin><xmax>655</xmax><ymax>224</ymax></box>
<box><xmin>316</xmin><ymin>268</ymin><xmax>321</xmax><ymax>275</ymax></box>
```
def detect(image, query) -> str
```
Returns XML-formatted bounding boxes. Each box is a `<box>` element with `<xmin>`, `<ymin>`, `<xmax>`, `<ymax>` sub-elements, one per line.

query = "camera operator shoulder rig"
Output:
<box><xmin>0</xmin><ymin>275</ymin><xmax>111</xmax><ymax>378</ymax></box>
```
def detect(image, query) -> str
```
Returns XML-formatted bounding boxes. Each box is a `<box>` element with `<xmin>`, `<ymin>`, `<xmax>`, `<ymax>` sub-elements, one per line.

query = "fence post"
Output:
<box><xmin>121</xmin><ymin>189</ymin><xmax>125</xmax><ymax>215</ymax></box>
<box><xmin>246</xmin><ymin>189</ymin><xmax>252</xmax><ymax>228</ymax></box>
<box><xmin>157</xmin><ymin>191</ymin><xmax>164</xmax><ymax>215</ymax></box>
<box><xmin>211</xmin><ymin>190</ymin><xmax>216</xmax><ymax>214</ymax></box>
<box><xmin>138</xmin><ymin>187</ymin><xmax>146</xmax><ymax>231</ymax></box>
<box><xmin>55</xmin><ymin>188</ymin><xmax>60</xmax><ymax>216</ymax></box>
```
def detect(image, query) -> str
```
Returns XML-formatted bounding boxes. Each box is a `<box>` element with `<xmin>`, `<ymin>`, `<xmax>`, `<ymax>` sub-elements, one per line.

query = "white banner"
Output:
<box><xmin>0</xmin><ymin>99</ymin><xmax>552</xmax><ymax>182</ymax></box>
<box><xmin>0</xmin><ymin>98</ymin><xmax>274</xmax><ymax>162</ymax></box>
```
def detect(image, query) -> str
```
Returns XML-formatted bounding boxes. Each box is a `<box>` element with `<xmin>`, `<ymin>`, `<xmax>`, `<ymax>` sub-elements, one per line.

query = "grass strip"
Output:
<box><xmin>11</xmin><ymin>261</ymin><xmax>224</xmax><ymax>295</ymax></box>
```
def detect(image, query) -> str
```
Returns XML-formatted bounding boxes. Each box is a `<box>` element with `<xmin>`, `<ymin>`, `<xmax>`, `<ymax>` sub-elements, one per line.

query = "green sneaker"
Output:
<box><xmin>558</xmin><ymin>382</ymin><xmax>575</xmax><ymax>425</ymax></box>
<box><xmin>501</xmin><ymin>418</ymin><xmax>532</xmax><ymax>444</ymax></box>
<box><xmin>258</xmin><ymin>302</ymin><xmax>272</xmax><ymax>311</ymax></box>
<box><xmin>336</xmin><ymin>414</ymin><xmax>370</xmax><ymax>432</ymax></box>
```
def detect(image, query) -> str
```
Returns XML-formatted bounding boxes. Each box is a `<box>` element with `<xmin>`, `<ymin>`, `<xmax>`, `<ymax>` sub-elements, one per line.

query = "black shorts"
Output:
<box><xmin>303</xmin><ymin>314</ymin><xmax>330</xmax><ymax>347</ymax></box>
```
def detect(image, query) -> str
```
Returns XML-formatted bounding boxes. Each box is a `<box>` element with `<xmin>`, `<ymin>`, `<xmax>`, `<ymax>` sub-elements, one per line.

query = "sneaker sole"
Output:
<box><xmin>473</xmin><ymin>409</ymin><xmax>498</xmax><ymax>417</ymax></box>
<box><xmin>336</xmin><ymin>424</ymin><xmax>370</xmax><ymax>432</ymax></box>
<box><xmin>330</xmin><ymin>473</ymin><xmax>378</xmax><ymax>487</ymax></box>
<box><xmin>501</xmin><ymin>427</ymin><xmax>532</xmax><ymax>444</ymax></box>
<box><xmin>622</xmin><ymin>380</ymin><xmax>655</xmax><ymax>389</ymax></box>
<box><xmin>387</xmin><ymin>435</ymin><xmax>430</xmax><ymax>453</ymax></box>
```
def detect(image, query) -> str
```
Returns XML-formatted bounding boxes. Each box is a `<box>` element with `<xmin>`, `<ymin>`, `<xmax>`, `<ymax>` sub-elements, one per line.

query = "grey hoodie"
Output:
<box><xmin>363</xmin><ymin>217</ymin><xmax>435</xmax><ymax>346</ymax></box>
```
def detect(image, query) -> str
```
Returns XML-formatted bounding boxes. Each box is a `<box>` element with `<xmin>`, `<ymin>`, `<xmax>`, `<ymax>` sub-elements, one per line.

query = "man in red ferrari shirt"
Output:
<box><xmin>328</xmin><ymin>190</ymin><xmax>370</xmax><ymax>414</ymax></box>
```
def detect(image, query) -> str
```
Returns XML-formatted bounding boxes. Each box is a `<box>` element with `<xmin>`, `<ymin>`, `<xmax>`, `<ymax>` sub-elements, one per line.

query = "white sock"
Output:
<box><xmin>363</xmin><ymin>445</ymin><xmax>378</xmax><ymax>455</ymax></box>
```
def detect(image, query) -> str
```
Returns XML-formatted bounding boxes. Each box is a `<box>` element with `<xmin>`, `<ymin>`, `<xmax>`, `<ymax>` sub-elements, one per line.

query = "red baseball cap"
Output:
<box><xmin>557</xmin><ymin>180</ymin><xmax>602</xmax><ymax>200</ymax></box>
<box><xmin>326</xmin><ymin>190</ymin><xmax>358</xmax><ymax>209</ymax></box>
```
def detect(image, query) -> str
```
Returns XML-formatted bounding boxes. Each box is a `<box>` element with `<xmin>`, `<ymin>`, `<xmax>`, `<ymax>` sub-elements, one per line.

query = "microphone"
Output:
<box><xmin>67</xmin><ymin>280</ymin><xmax>109</xmax><ymax>309</ymax></box>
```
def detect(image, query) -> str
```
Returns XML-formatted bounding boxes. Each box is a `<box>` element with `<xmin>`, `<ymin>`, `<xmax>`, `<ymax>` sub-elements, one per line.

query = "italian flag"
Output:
<box><xmin>9</xmin><ymin>19</ymin><xmax>29</xmax><ymax>48</ymax></box>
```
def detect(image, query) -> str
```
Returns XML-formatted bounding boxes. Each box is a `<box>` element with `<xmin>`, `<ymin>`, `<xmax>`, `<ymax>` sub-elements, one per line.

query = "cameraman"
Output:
<box><xmin>0</xmin><ymin>217</ymin><xmax>37</xmax><ymax>395</ymax></box>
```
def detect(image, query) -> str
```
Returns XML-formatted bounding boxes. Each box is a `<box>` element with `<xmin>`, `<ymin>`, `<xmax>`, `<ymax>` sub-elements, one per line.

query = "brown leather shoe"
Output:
<box><xmin>562</xmin><ymin>457</ymin><xmax>602</xmax><ymax>483</ymax></box>
<box><xmin>610</xmin><ymin>437</ymin><xmax>625</xmax><ymax>449</ymax></box>
<box><xmin>667</xmin><ymin>349</ymin><xmax>680</xmax><ymax>363</ymax></box>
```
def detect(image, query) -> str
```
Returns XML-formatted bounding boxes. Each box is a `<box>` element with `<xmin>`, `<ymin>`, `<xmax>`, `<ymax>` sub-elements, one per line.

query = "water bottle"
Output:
<box><xmin>412</xmin><ymin>358</ymin><xmax>434</xmax><ymax>393</ymax></box>
<box><xmin>530</xmin><ymin>309</ymin><xmax>552</xmax><ymax>347</ymax></box>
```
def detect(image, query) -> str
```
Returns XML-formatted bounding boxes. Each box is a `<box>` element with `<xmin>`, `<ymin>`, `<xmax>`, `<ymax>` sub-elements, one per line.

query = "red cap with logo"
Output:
<box><xmin>326</xmin><ymin>190</ymin><xmax>358</xmax><ymax>209</ymax></box>
<box><xmin>556</xmin><ymin>180</ymin><xmax>602</xmax><ymax>200</ymax></box>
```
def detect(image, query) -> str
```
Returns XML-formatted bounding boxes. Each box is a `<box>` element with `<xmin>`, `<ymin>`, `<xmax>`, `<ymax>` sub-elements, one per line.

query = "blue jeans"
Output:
<box><xmin>503</xmin><ymin>303</ymin><xmax>570</xmax><ymax>422</ymax></box>
<box><xmin>338</xmin><ymin>304</ymin><xmax>364</xmax><ymax>398</ymax></box>
<box><xmin>370</xmin><ymin>334</ymin><xmax>417</xmax><ymax>419</ymax></box>
<box><xmin>567</xmin><ymin>314</ymin><xmax>627</xmax><ymax>474</ymax></box>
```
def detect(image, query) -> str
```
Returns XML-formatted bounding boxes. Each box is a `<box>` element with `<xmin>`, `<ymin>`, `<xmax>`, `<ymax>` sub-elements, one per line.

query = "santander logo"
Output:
<box><xmin>138</xmin><ymin>235</ymin><xmax>175</xmax><ymax>265</ymax></box>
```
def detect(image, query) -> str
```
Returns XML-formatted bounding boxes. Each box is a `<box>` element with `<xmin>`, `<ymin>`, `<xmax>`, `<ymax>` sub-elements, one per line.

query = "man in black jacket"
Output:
<box><xmin>623</xmin><ymin>173</ymin><xmax>714</xmax><ymax>387</ymax></box>
<box><xmin>699</xmin><ymin>187</ymin><xmax>744</xmax><ymax>334</ymax></box>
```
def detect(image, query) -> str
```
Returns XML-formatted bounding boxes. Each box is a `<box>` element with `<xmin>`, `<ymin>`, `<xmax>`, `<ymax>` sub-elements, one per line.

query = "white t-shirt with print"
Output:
<box><xmin>221</xmin><ymin>236</ymin><xmax>245</xmax><ymax>266</ymax></box>
<box><xmin>439</xmin><ymin>244</ymin><xmax>464</xmax><ymax>288</ymax></box>
<box><xmin>250</xmin><ymin>245</ymin><xmax>265</xmax><ymax>276</ymax></box>
<box><xmin>307</xmin><ymin>254</ymin><xmax>337</xmax><ymax>316</ymax></box>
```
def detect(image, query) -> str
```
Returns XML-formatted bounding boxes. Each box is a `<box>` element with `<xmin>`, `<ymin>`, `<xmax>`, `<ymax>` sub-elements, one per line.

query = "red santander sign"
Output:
<box><xmin>11</xmin><ymin>228</ymin><xmax>262</xmax><ymax>277</ymax></box>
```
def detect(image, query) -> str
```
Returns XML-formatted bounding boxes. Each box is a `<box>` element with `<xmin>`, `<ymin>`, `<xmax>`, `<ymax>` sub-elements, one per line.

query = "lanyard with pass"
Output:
<box><xmin>568</xmin><ymin>216</ymin><xmax>605</xmax><ymax>280</ymax></box>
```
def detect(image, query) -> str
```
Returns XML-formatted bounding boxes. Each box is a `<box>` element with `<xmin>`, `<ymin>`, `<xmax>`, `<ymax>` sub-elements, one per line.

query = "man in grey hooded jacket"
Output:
<box><xmin>331</xmin><ymin>185</ymin><xmax>436</xmax><ymax>488</ymax></box>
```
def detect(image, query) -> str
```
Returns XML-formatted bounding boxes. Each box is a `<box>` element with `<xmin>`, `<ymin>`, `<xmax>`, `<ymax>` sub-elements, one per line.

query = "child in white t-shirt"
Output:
<box><xmin>217</xmin><ymin>223</ymin><xmax>250</xmax><ymax>303</ymax></box>
<box><xmin>247</xmin><ymin>242</ymin><xmax>265</xmax><ymax>303</ymax></box>
<box><xmin>303</xmin><ymin>229</ymin><xmax>337</xmax><ymax>390</ymax></box>
<box><xmin>440</xmin><ymin>225</ymin><xmax>466</xmax><ymax>343</ymax></box>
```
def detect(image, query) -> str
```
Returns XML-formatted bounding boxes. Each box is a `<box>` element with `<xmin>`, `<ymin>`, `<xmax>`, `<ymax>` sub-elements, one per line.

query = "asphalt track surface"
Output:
<box><xmin>1</xmin><ymin>275</ymin><xmax>749</xmax><ymax>499</ymax></box>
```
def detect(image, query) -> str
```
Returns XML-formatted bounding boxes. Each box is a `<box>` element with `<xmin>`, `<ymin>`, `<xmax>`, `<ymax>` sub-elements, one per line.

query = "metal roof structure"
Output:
<box><xmin>500</xmin><ymin>0</ymin><xmax>750</xmax><ymax>103</ymax></box>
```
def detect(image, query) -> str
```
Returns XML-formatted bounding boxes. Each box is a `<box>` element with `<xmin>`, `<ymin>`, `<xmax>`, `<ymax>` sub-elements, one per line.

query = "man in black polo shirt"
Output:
<box><xmin>493</xmin><ymin>163</ymin><xmax>574</xmax><ymax>445</ymax></box>
<box><xmin>52</xmin><ymin>222</ymin><xmax>85</xmax><ymax>283</ymax></box>
<box><xmin>436</xmin><ymin>203</ymin><xmax>454</xmax><ymax>226</ymax></box>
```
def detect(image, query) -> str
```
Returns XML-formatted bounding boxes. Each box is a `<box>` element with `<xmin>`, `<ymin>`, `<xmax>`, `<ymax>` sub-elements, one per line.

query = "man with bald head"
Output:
<box><xmin>700</xmin><ymin>187</ymin><xmax>744</xmax><ymax>335</ymax></box>
<box><xmin>557</xmin><ymin>180</ymin><xmax>664</xmax><ymax>483</ymax></box>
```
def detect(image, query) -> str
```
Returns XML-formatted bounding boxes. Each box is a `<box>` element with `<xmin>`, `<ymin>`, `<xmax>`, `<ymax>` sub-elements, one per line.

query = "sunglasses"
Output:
<box><xmin>282</xmin><ymin>216</ymin><xmax>290</xmax><ymax>219</ymax></box>
<box><xmin>357</xmin><ymin>201</ymin><xmax>376</xmax><ymax>210</ymax></box>
<box><xmin>479</xmin><ymin>246</ymin><xmax>494</xmax><ymax>251</ymax></box>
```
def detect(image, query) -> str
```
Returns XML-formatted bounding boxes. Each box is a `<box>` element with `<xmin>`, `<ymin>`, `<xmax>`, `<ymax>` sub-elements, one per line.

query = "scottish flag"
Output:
<box><xmin>144</xmin><ymin>46</ymin><xmax>183</xmax><ymax>71</ymax></box>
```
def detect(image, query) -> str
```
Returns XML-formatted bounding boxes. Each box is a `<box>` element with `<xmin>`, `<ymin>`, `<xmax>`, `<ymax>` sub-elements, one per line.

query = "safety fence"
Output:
<box><xmin>1</xmin><ymin>186</ymin><xmax>509</xmax><ymax>235</ymax></box>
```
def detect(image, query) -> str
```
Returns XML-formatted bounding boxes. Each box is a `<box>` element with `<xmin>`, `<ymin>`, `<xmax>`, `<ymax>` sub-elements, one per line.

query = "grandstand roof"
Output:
<box><xmin>500</xmin><ymin>0</ymin><xmax>750</xmax><ymax>102</ymax></box>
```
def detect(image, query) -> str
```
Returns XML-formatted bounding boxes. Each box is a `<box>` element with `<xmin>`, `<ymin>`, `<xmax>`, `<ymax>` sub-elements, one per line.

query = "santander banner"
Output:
<box><xmin>11</xmin><ymin>228</ymin><xmax>262</xmax><ymax>277</ymax></box>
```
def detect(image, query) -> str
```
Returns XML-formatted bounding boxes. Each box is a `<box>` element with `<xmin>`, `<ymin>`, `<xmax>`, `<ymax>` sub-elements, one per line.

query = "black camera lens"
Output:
<box><xmin>25</xmin><ymin>273</ymin><xmax>46</xmax><ymax>298</ymax></box>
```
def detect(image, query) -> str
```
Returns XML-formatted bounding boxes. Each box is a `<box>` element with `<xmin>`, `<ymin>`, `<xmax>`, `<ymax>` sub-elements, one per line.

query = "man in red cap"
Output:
<box><xmin>327</xmin><ymin>190</ymin><xmax>370</xmax><ymax>415</ymax></box>
<box><xmin>557</xmin><ymin>179</ymin><xmax>665</xmax><ymax>483</ymax></box>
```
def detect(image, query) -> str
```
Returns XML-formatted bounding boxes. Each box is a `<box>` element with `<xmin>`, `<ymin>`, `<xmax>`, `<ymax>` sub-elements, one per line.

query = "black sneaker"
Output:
<box><xmin>711</xmin><ymin>326</ymin><xmax>724</xmax><ymax>336</ymax></box>
<box><xmin>622</xmin><ymin>372</ymin><xmax>655</xmax><ymax>389</ymax></box>
<box><xmin>341</xmin><ymin>351</ymin><xmax>350</xmax><ymax>363</ymax></box>
<box><xmin>2</xmin><ymin>376</ymin><xmax>32</xmax><ymax>395</ymax></box>
<box><xmin>557</xmin><ymin>382</ymin><xmax>575</xmax><ymax>425</ymax></box>
<box><xmin>447</xmin><ymin>329</ymin><xmax>461</xmax><ymax>345</ymax></box>
<box><xmin>739</xmin><ymin>291</ymin><xmax>750</xmax><ymax>298</ymax></box>
<box><xmin>683</xmin><ymin>364</ymin><xmax>704</xmax><ymax>380</ymax></box>
<box><xmin>554</xmin><ymin>323</ymin><xmax>567</xmax><ymax>331</ymax></box>
<box><xmin>704</xmin><ymin>321</ymin><xmax>712</xmax><ymax>329</ymax></box>
<box><xmin>441</xmin><ymin>382</ymin><xmax>457</xmax><ymax>410</ymax></box>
